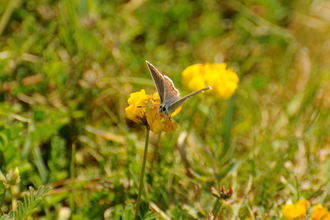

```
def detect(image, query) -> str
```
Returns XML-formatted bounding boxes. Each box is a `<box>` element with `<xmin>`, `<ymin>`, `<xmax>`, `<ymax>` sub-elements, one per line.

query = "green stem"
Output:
<box><xmin>70</xmin><ymin>143</ymin><xmax>76</xmax><ymax>215</ymax></box>
<box><xmin>223</xmin><ymin>95</ymin><xmax>235</xmax><ymax>155</ymax></box>
<box><xmin>295</xmin><ymin>175</ymin><xmax>299</xmax><ymax>201</ymax></box>
<box><xmin>212</xmin><ymin>199</ymin><xmax>222</xmax><ymax>218</ymax></box>
<box><xmin>135</xmin><ymin>126</ymin><xmax>150</xmax><ymax>219</ymax></box>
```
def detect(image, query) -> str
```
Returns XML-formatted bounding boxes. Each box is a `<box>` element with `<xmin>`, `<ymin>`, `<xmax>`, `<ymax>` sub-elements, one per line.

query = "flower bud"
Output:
<box><xmin>6</xmin><ymin>167</ymin><xmax>21</xmax><ymax>186</ymax></box>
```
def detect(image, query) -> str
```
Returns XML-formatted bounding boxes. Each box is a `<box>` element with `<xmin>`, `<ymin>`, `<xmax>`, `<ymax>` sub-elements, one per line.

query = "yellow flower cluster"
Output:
<box><xmin>282</xmin><ymin>200</ymin><xmax>310</xmax><ymax>220</ymax></box>
<box><xmin>125</xmin><ymin>90</ymin><xmax>181</xmax><ymax>133</ymax></box>
<box><xmin>182</xmin><ymin>63</ymin><xmax>239</xmax><ymax>99</ymax></box>
<box><xmin>282</xmin><ymin>200</ymin><xmax>330</xmax><ymax>220</ymax></box>
<box><xmin>312</xmin><ymin>204</ymin><xmax>330</xmax><ymax>220</ymax></box>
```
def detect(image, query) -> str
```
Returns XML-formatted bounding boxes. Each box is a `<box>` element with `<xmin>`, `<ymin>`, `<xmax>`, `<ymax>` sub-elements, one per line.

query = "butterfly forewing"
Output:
<box><xmin>146</xmin><ymin>61</ymin><xmax>165</xmax><ymax>103</ymax></box>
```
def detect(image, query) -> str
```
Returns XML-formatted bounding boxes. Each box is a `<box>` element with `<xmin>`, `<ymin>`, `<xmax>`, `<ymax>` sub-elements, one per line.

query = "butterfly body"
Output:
<box><xmin>146</xmin><ymin>61</ymin><xmax>211</xmax><ymax>119</ymax></box>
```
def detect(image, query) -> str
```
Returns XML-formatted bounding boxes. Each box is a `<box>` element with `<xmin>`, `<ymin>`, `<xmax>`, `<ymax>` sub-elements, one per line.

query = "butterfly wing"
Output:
<box><xmin>146</xmin><ymin>61</ymin><xmax>165</xmax><ymax>103</ymax></box>
<box><xmin>163</xmin><ymin>75</ymin><xmax>180</xmax><ymax>104</ymax></box>
<box><xmin>167</xmin><ymin>86</ymin><xmax>211</xmax><ymax>114</ymax></box>
<box><xmin>146</xmin><ymin>61</ymin><xmax>208</xmax><ymax>118</ymax></box>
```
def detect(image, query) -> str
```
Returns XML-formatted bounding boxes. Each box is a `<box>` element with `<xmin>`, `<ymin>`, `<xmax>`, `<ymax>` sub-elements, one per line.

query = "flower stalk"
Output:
<box><xmin>135</xmin><ymin>125</ymin><xmax>150</xmax><ymax>219</ymax></box>
<box><xmin>0</xmin><ymin>167</ymin><xmax>21</xmax><ymax>210</ymax></box>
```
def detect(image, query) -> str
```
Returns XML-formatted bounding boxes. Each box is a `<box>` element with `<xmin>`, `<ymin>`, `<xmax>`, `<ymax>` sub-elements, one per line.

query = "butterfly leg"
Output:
<box><xmin>166</xmin><ymin>110</ymin><xmax>172</xmax><ymax>122</ymax></box>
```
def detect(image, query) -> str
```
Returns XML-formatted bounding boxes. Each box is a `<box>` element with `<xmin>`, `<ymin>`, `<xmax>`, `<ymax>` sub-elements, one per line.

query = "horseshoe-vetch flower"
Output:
<box><xmin>282</xmin><ymin>200</ymin><xmax>310</xmax><ymax>220</ymax></box>
<box><xmin>182</xmin><ymin>63</ymin><xmax>239</xmax><ymax>99</ymax></box>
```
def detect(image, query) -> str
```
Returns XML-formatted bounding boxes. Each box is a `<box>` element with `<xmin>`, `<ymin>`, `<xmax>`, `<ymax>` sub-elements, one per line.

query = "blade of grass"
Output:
<box><xmin>223</xmin><ymin>95</ymin><xmax>235</xmax><ymax>154</ymax></box>
<box><xmin>0</xmin><ymin>0</ymin><xmax>20</xmax><ymax>36</ymax></box>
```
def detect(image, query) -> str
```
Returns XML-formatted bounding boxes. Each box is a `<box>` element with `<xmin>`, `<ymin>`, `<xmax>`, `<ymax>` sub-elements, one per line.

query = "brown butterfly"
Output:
<box><xmin>146</xmin><ymin>61</ymin><xmax>211</xmax><ymax>119</ymax></box>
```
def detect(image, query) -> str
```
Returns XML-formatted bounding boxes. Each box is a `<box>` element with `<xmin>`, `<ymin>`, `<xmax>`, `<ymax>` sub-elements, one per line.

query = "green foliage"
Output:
<box><xmin>0</xmin><ymin>0</ymin><xmax>329</xmax><ymax>219</ymax></box>
<box><xmin>104</xmin><ymin>202</ymin><xmax>158</xmax><ymax>220</ymax></box>
<box><xmin>13</xmin><ymin>186</ymin><xmax>51</xmax><ymax>220</ymax></box>
<box><xmin>136</xmin><ymin>202</ymin><xmax>158</xmax><ymax>220</ymax></box>
<box><xmin>0</xmin><ymin>215</ymin><xmax>10</xmax><ymax>220</ymax></box>
<box><xmin>0</xmin><ymin>186</ymin><xmax>51</xmax><ymax>220</ymax></box>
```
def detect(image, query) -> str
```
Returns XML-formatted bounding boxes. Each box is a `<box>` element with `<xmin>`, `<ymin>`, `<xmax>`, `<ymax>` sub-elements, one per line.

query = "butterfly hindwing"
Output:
<box><xmin>163</xmin><ymin>75</ymin><xmax>180</xmax><ymax>104</ymax></box>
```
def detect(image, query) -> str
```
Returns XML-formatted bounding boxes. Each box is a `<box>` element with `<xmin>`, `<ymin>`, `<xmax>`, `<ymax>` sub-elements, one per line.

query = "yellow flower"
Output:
<box><xmin>182</xmin><ymin>63</ymin><xmax>239</xmax><ymax>99</ymax></box>
<box><xmin>146</xmin><ymin>108</ymin><xmax>164</xmax><ymax>133</ymax></box>
<box><xmin>312</xmin><ymin>204</ymin><xmax>330</xmax><ymax>220</ymax></box>
<box><xmin>125</xmin><ymin>90</ymin><xmax>180</xmax><ymax>133</ymax></box>
<box><xmin>282</xmin><ymin>200</ymin><xmax>310</xmax><ymax>220</ymax></box>
<box><xmin>125</xmin><ymin>89</ymin><xmax>151</xmax><ymax>125</ymax></box>
<box><xmin>163</xmin><ymin>116</ymin><xmax>178</xmax><ymax>133</ymax></box>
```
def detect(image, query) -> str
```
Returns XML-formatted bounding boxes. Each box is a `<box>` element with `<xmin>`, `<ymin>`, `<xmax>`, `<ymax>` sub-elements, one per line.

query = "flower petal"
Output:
<box><xmin>147</xmin><ymin>108</ymin><xmax>164</xmax><ymax>133</ymax></box>
<box><xmin>163</xmin><ymin>117</ymin><xmax>178</xmax><ymax>133</ymax></box>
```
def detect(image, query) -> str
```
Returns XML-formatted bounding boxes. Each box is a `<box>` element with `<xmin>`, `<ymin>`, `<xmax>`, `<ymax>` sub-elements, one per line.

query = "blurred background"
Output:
<box><xmin>1</xmin><ymin>0</ymin><xmax>330</xmax><ymax>219</ymax></box>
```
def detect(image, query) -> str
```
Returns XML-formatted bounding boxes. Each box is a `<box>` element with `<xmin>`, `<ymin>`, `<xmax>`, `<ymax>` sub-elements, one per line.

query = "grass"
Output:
<box><xmin>0</xmin><ymin>0</ymin><xmax>330</xmax><ymax>219</ymax></box>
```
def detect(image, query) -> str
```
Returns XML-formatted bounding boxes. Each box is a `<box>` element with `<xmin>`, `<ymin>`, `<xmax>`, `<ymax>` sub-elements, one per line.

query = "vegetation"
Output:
<box><xmin>0</xmin><ymin>0</ymin><xmax>329</xmax><ymax>219</ymax></box>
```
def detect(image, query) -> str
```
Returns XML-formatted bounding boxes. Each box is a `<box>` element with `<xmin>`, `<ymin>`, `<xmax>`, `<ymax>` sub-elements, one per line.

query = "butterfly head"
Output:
<box><xmin>159</xmin><ymin>104</ymin><xmax>167</xmax><ymax>114</ymax></box>
<box><xmin>158</xmin><ymin>103</ymin><xmax>174</xmax><ymax>121</ymax></box>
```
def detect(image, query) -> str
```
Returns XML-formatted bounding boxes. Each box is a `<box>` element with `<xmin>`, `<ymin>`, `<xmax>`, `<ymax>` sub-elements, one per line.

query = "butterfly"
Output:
<box><xmin>146</xmin><ymin>61</ymin><xmax>211</xmax><ymax>120</ymax></box>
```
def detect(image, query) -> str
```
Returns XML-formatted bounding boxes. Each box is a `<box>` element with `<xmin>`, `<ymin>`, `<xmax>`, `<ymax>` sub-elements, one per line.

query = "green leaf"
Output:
<box><xmin>11</xmin><ymin>186</ymin><xmax>51</xmax><ymax>220</ymax></box>
<box><xmin>0</xmin><ymin>214</ymin><xmax>10</xmax><ymax>220</ymax></box>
